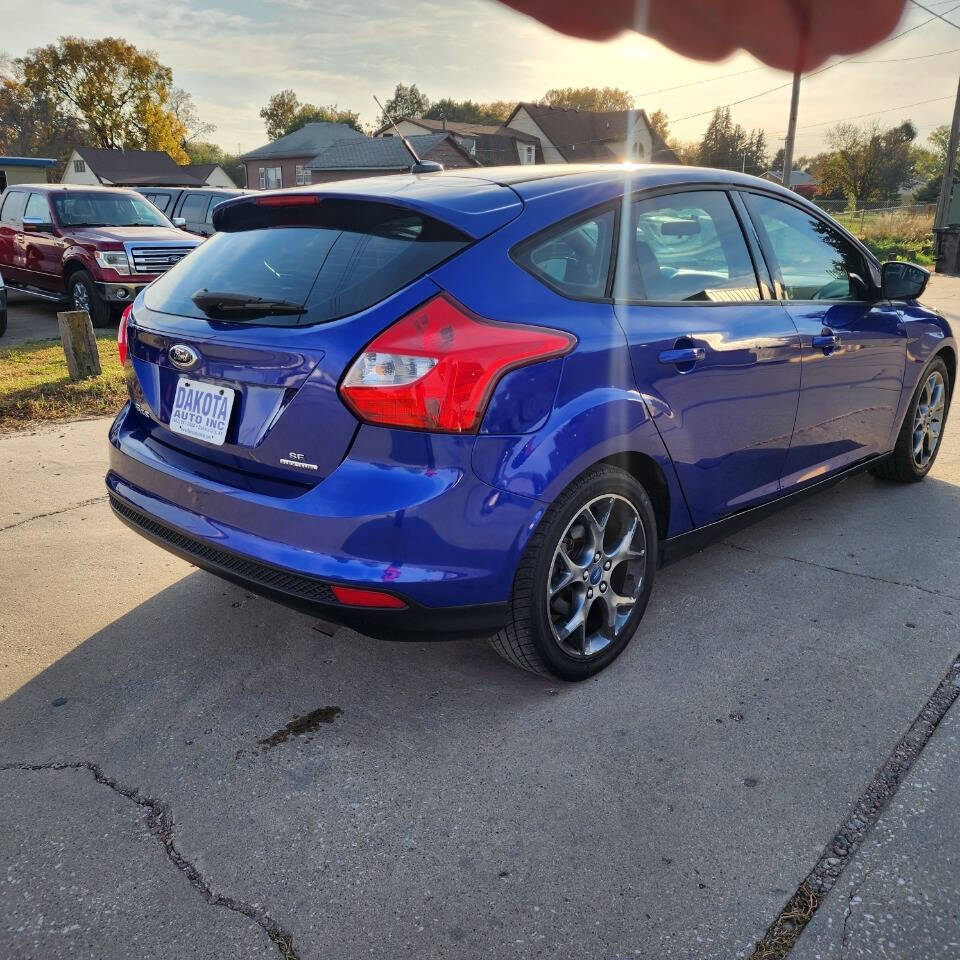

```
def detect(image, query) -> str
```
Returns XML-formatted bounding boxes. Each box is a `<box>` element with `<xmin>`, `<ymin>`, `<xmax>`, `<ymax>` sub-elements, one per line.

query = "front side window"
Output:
<box><xmin>744</xmin><ymin>193</ymin><xmax>866</xmax><ymax>301</ymax></box>
<box><xmin>259</xmin><ymin>166</ymin><xmax>282</xmax><ymax>190</ymax></box>
<box><xmin>514</xmin><ymin>208</ymin><xmax>615</xmax><ymax>299</ymax></box>
<box><xmin>24</xmin><ymin>193</ymin><xmax>51</xmax><ymax>221</ymax></box>
<box><xmin>52</xmin><ymin>192</ymin><xmax>171</xmax><ymax>228</ymax></box>
<box><xmin>615</xmin><ymin>190</ymin><xmax>759</xmax><ymax>302</ymax></box>
<box><xmin>295</xmin><ymin>165</ymin><xmax>310</xmax><ymax>185</ymax></box>
<box><xmin>146</xmin><ymin>193</ymin><xmax>170</xmax><ymax>212</ymax></box>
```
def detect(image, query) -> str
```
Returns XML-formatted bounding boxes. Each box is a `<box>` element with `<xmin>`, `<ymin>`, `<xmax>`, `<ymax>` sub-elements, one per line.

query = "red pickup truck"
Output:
<box><xmin>0</xmin><ymin>183</ymin><xmax>202</xmax><ymax>326</ymax></box>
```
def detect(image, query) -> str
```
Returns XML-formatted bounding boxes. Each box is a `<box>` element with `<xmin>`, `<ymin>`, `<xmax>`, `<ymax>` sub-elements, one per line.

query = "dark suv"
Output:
<box><xmin>138</xmin><ymin>187</ymin><xmax>248</xmax><ymax>238</ymax></box>
<box><xmin>0</xmin><ymin>184</ymin><xmax>201</xmax><ymax>325</ymax></box>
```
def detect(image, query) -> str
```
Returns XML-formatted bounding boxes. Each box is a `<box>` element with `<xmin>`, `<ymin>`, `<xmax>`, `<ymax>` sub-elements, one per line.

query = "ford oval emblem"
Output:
<box><xmin>168</xmin><ymin>344</ymin><xmax>199</xmax><ymax>370</ymax></box>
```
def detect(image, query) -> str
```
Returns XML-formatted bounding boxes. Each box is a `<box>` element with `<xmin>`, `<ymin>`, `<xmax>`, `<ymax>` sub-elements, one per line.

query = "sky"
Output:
<box><xmin>2</xmin><ymin>0</ymin><xmax>960</xmax><ymax>158</ymax></box>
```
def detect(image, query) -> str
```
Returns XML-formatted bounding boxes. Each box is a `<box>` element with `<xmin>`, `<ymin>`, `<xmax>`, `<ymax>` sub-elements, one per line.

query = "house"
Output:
<box><xmin>60</xmin><ymin>147</ymin><xmax>232</xmax><ymax>187</ymax></box>
<box><xmin>241</xmin><ymin>123</ymin><xmax>366</xmax><ymax>190</ymax></box>
<box><xmin>373</xmin><ymin>116</ymin><xmax>541</xmax><ymax>166</ymax></box>
<box><xmin>0</xmin><ymin>156</ymin><xmax>56</xmax><ymax>191</ymax></box>
<box><xmin>761</xmin><ymin>169</ymin><xmax>820</xmax><ymax>197</ymax></box>
<box><xmin>307</xmin><ymin>133</ymin><xmax>479</xmax><ymax>183</ymax></box>
<box><xmin>503</xmin><ymin>103</ymin><xmax>679</xmax><ymax>164</ymax></box>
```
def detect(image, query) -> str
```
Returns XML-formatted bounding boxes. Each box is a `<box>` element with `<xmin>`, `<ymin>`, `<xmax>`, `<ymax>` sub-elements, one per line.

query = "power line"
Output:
<box><xmin>786</xmin><ymin>94</ymin><xmax>953</xmax><ymax>137</ymax></box>
<box><xmin>634</xmin><ymin>67</ymin><xmax>765</xmax><ymax>99</ymax></box>
<box><xmin>910</xmin><ymin>0</ymin><xmax>960</xmax><ymax>29</ymax></box>
<box><xmin>851</xmin><ymin>44</ymin><xmax>960</xmax><ymax>63</ymax></box>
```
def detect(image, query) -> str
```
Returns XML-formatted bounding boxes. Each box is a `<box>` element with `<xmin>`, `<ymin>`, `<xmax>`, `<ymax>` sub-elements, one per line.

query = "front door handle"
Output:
<box><xmin>812</xmin><ymin>329</ymin><xmax>841</xmax><ymax>350</ymax></box>
<box><xmin>659</xmin><ymin>347</ymin><xmax>706</xmax><ymax>365</ymax></box>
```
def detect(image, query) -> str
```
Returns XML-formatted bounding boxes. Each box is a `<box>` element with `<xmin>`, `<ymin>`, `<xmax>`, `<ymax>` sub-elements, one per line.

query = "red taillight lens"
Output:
<box><xmin>254</xmin><ymin>194</ymin><xmax>320</xmax><ymax>207</ymax></box>
<box><xmin>331</xmin><ymin>585</ymin><xmax>407</xmax><ymax>608</ymax></box>
<box><xmin>118</xmin><ymin>304</ymin><xmax>131</xmax><ymax>366</ymax></box>
<box><xmin>339</xmin><ymin>294</ymin><xmax>576</xmax><ymax>433</ymax></box>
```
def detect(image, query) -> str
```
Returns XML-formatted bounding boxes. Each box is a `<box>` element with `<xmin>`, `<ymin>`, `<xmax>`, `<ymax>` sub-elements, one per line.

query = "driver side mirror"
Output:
<box><xmin>172</xmin><ymin>217</ymin><xmax>187</xmax><ymax>229</ymax></box>
<box><xmin>881</xmin><ymin>261</ymin><xmax>929</xmax><ymax>301</ymax></box>
<box><xmin>22</xmin><ymin>215</ymin><xmax>54</xmax><ymax>234</ymax></box>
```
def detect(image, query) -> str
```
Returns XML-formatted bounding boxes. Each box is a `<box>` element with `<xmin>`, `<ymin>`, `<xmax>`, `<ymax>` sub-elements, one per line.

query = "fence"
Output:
<box><xmin>812</xmin><ymin>201</ymin><xmax>935</xmax><ymax>237</ymax></box>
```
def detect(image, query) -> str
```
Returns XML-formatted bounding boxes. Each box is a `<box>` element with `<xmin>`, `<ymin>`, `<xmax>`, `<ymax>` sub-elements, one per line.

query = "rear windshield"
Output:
<box><xmin>53</xmin><ymin>192</ymin><xmax>171</xmax><ymax>228</ymax></box>
<box><xmin>143</xmin><ymin>204</ymin><xmax>469</xmax><ymax>325</ymax></box>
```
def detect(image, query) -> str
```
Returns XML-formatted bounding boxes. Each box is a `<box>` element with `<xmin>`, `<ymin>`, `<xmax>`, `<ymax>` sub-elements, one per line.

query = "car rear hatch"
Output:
<box><xmin>125</xmin><ymin>180</ymin><xmax>522</xmax><ymax>484</ymax></box>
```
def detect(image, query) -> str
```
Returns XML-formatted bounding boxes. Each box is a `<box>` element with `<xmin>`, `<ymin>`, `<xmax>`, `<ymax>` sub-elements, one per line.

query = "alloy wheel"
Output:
<box><xmin>547</xmin><ymin>494</ymin><xmax>647</xmax><ymax>659</ymax></box>
<box><xmin>912</xmin><ymin>370</ymin><xmax>946</xmax><ymax>469</ymax></box>
<box><xmin>72</xmin><ymin>282</ymin><xmax>90</xmax><ymax>313</ymax></box>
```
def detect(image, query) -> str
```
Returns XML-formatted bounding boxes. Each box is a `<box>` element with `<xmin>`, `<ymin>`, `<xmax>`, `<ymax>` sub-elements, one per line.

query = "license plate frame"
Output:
<box><xmin>168</xmin><ymin>377</ymin><xmax>236</xmax><ymax>446</ymax></box>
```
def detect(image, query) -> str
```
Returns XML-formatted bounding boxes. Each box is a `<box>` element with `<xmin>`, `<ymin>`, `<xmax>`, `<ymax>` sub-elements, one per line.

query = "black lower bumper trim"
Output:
<box><xmin>109</xmin><ymin>493</ymin><xmax>507</xmax><ymax>641</ymax></box>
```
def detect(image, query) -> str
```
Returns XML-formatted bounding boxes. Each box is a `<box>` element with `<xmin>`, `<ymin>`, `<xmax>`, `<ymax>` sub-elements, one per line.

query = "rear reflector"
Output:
<box><xmin>254</xmin><ymin>194</ymin><xmax>320</xmax><ymax>207</ymax></box>
<box><xmin>118</xmin><ymin>304</ymin><xmax>131</xmax><ymax>366</ymax></box>
<box><xmin>331</xmin><ymin>585</ymin><xmax>408</xmax><ymax>608</ymax></box>
<box><xmin>339</xmin><ymin>294</ymin><xmax>576</xmax><ymax>433</ymax></box>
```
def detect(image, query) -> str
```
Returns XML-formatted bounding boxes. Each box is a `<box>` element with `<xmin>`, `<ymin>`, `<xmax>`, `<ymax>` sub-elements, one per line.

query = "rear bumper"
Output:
<box><xmin>108</xmin><ymin>493</ymin><xmax>507</xmax><ymax>639</ymax></box>
<box><xmin>107</xmin><ymin>402</ymin><xmax>543</xmax><ymax>639</ymax></box>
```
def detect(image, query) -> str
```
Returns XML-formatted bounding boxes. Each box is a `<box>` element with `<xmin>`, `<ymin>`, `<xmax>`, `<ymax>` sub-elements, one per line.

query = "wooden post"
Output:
<box><xmin>934</xmin><ymin>75</ymin><xmax>960</xmax><ymax>262</ymax></box>
<box><xmin>57</xmin><ymin>310</ymin><xmax>101</xmax><ymax>381</ymax></box>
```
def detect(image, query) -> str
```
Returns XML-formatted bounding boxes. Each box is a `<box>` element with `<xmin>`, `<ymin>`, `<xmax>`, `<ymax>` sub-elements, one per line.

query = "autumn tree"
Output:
<box><xmin>647</xmin><ymin>108</ymin><xmax>669</xmax><ymax>141</ymax></box>
<box><xmin>423</xmin><ymin>98</ymin><xmax>512</xmax><ymax>125</ymax></box>
<box><xmin>539</xmin><ymin>86</ymin><xmax>634</xmax><ymax>112</ymax></box>
<box><xmin>381</xmin><ymin>83</ymin><xmax>430</xmax><ymax>122</ymax></box>
<box><xmin>259</xmin><ymin>89</ymin><xmax>299</xmax><ymax>140</ymax></box>
<box><xmin>18</xmin><ymin>36</ymin><xmax>190</xmax><ymax>162</ymax></box>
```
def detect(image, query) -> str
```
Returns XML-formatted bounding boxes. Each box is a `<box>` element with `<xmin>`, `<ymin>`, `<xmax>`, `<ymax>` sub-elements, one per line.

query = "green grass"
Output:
<box><xmin>0</xmin><ymin>336</ymin><xmax>128</xmax><ymax>429</ymax></box>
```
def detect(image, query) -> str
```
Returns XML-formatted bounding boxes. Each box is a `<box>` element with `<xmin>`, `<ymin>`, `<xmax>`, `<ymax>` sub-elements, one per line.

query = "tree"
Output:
<box><xmin>816</xmin><ymin>120</ymin><xmax>917</xmax><ymax>207</ymax></box>
<box><xmin>912</xmin><ymin>124</ymin><xmax>958</xmax><ymax>202</ymax></box>
<box><xmin>423</xmin><ymin>98</ymin><xmax>509</xmax><ymax>125</ymax></box>
<box><xmin>170</xmin><ymin>87</ymin><xmax>214</xmax><ymax>146</ymax></box>
<box><xmin>539</xmin><ymin>86</ymin><xmax>634</xmax><ymax>112</ymax></box>
<box><xmin>18</xmin><ymin>36</ymin><xmax>189</xmax><ymax>162</ymax></box>
<box><xmin>185</xmin><ymin>141</ymin><xmax>245</xmax><ymax>187</ymax></box>
<box><xmin>647</xmin><ymin>109</ymin><xmax>669</xmax><ymax>142</ymax></box>
<box><xmin>381</xmin><ymin>83</ymin><xmax>430</xmax><ymax>121</ymax></box>
<box><xmin>259</xmin><ymin>89</ymin><xmax>299</xmax><ymax>140</ymax></box>
<box><xmin>695</xmin><ymin>106</ymin><xmax>767</xmax><ymax>175</ymax></box>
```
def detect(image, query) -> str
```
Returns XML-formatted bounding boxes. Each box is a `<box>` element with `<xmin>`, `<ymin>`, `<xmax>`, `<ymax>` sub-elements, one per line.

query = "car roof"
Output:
<box><xmin>16</xmin><ymin>183</ymin><xmax>145</xmax><ymax>194</ymax></box>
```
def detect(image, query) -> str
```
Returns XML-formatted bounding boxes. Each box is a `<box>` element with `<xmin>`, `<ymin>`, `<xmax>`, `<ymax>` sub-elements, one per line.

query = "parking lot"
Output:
<box><xmin>1</xmin><ymin>290</ymin><xmax>959</xmax><ymax>959</ymax></box>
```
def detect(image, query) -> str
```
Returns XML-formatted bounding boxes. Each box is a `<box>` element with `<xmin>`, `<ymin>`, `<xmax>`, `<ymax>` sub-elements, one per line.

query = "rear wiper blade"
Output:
<box><xmin>191</xmin><ymin>290</ymin><xmax>304</xmax><ymax>316</ymax></box>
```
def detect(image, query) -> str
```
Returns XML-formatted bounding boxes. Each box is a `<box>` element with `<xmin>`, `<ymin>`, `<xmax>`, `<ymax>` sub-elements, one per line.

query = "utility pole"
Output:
<box><xmin>934</xmin><ymin>74</ymin><xmax>960</xmax><ymax>237</ymax></box>
<box><xmin>781</xmin><ymin>71</ymin><xmax>801</xmax><ymax>188</ymax></box>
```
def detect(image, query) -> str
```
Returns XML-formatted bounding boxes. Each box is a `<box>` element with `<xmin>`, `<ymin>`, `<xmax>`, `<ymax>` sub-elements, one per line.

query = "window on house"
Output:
<box><xmin>73</xmin><ymin>159</ymin><xmax>86</xmax><ymax>173</ymax></box>
<box><xmin>524</xmin><ymin>145</ymin><xmax>534</xmax><ymax>163</ymax></box>
<box><xmin>259</xmin><ymin>167</ymin><xmax>282</xmax><ymax>190</ymax></box>
<box><xmin>295</xmin><ymin>165</ymin><xmax>310</xmax><ymax>186</ymax></box>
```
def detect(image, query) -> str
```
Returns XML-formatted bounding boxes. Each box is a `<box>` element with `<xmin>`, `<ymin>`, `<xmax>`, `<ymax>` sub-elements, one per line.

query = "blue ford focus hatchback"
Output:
<box><xmin>108</xmin><ymin>165</ymin><xmax>955</xmax><ymax>679</ymax></box>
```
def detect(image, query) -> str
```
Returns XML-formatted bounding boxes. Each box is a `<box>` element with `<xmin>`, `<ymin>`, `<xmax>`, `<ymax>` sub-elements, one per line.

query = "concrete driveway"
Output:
<box><xmin>1</xmin><ymin>302</ymin><xmax>958</xmax><ymax>958</ymax></box>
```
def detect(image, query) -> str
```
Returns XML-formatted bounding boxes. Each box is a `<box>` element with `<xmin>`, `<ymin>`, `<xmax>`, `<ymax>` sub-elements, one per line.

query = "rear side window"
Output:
<box><xmin>144</xmin><ymin>202</ymin><xmax>470</xmax><ymax>325</ymax></box>
<box><xmin>515</xmin><ymin>209</ymin><xmax>614</xmax><ymax>299</ymax></box>
<box><xmin>615</xmin><ymin>190</ymin><xmax>759</xmax><ymax>302</ymax></box>
<box><xmin>180</xmin><ymin>193</ymin><xmax>210</xmax><ymax>222</ymax></box>
<box><xmin>0</xmin><ymin>191</ymin><xmax>27</xmax><ymax>225</ymax></box>
<box><xmin>146</xmin><ymin>193</ymin><xmax>170</xmax><ymax>212</ymax></box>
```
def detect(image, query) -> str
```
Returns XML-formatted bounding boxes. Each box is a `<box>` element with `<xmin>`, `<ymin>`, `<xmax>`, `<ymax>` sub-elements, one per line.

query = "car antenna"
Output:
<box><xmin>373</xmin><ymin>95</ymin><xmax>444</xmax><ymax>175</ymax></box>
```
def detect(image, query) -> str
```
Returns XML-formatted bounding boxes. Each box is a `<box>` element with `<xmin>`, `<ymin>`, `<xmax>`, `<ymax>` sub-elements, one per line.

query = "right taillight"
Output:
<box><xmin>339</xmin><ymin>294</ymin><xmax>575</xmax><ymax>433</ymax></box>
<box><xmin>118</xmin><ymin>304</ymin><xmax>132</xmax><ymax>366</ymax></box>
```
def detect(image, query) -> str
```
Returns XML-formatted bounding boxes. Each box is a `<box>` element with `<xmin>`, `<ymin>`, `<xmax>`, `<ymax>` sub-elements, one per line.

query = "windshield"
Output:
<box><xmin>144</xmin><ymin>209</ymin><xmax>469</xmax><ymax>325</ymax></box>
<box><xmin>53</xmin><ymin>192</ymin><xmax>173</xmax><ymax>228</ymax></box>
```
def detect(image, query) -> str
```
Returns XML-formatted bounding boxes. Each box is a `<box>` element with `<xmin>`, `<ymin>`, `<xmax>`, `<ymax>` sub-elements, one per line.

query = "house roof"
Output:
<box><xmin>241</xmin><ymin>123</ymin><xmax>366</xmax><ymax>161</ymax></box>
<box><xmin>181</xmin><ymin>163</ymin><xmax>218</xmax><ymax>180</ymax></box>
<box><xmin>763</xmin><ymin>168</ymin><xmax>819</xmax><ymax>187</ymax></box>
<box><xmin>307</xmin><ymin>133</ymin><xmax>478</xmax><ymax>171</ymax></box>
<box><xmin>73</xmin><ymin>147</ymin><xmax>206</xmax><ymax>186</ymax></box>
<box><xmin>505</xmin><ymin>103</ymin><xmax>679</xmax><ymax>164</ymax></box>
<box><xmin>0</xmin><ymin>156</ymin><xmax>57</xmax><ymax>167</ymax></box>
<box><xmin>374</xmin><ymin>115</ymin><xmax>540</xmax><ymax>145</ymax></box>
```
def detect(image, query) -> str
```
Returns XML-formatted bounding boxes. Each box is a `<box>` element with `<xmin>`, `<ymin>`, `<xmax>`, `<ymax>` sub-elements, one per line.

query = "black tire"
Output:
<box><xmin>0</xmin><ymin>307</ymin><xmax>6</xmax><ymax>338</ymax></box>
<box><xmin>871</xmin><ymin>356</ymin><xmax>952</xmax><ymax>483</ymax></box>
<box><xmin>489</xmin><ymin>465</ymin><xmax>657</xmax><ymax>680</ymax></box>
<box><xmin>67</xmin><ymin>270</ymin><xmax>112</xmax><ymax>328</ymax></box>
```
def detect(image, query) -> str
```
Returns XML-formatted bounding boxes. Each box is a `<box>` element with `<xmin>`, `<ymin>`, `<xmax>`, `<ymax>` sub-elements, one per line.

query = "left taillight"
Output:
<box><xmin>339</xmin><ymin>294</ymin><xmax>576</xmax><ymax>433</ymax></box>
<box><xmin>118</xmin><ymin>304</ymin><xmax>131</xmax><ymax>366</ymax></box>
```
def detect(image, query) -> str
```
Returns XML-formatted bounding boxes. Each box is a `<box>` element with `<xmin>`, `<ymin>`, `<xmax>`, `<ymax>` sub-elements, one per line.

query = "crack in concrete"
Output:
<box><xmin>721</xmin><ymin>540</ymin><xmax>960</xmax><ymax>602</ymax></box>
<box><xmin>839</xmin><ymin>867</ymin><xmax>872</xmax><ymax>960</ymax></box>
<box><xmin>0</xmin><ymin>760</ymin><xmax>300</xmax><ymax>959</ymax></box>
<box><xmin>0</xmin><ymin>495</ymin><xmax>109</xmax><ymax>533</ymax></box>
<box><xmin>749</xmin><ymin>653</ymin><xmax>960</xmax><ymax>959</ymax></box>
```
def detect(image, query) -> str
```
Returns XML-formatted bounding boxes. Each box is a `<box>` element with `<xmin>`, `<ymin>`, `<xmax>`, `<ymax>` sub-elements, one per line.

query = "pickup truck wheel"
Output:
<box><xmin>0</xmin><ymin>305</ymin><xmax>7</xmax><ymax>337</ymax></box>
<box><xmin>68</xmin><ymin>271</ymin><xmax>112</xmax><ymax>327</ymax></box>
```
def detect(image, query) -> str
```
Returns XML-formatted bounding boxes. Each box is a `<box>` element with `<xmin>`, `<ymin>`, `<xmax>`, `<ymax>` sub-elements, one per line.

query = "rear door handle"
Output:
<box><xmin>658</xmin><ymin>347</ymin><xmax>706</xmax><ymax>365</ymax></box>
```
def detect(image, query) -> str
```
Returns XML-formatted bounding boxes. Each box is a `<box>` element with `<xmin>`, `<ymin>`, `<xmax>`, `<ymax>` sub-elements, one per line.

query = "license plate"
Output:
<box><xmin>169</xmin><ymin>378</ymin><xmax>235</xmax><ymax>446</ymax></box>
